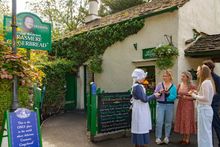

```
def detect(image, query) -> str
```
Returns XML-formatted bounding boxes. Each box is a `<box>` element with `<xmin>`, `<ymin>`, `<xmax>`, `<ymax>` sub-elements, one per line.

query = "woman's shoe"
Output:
<box><xmin>182</xmin><ymin>141</ymin><xmax>190</xmax><ymax>145</ymax></box>
<box><xmin>178</xmin><ymin>140</ymin><xmax>184</xmax><ymax>144</ymax></box>
<box><xmin>163</xmin><ymin>137</ymin><xmax>169</xmax><ymax>144</ymax></box>
<box><xmin>155</xmin><ymin>138</ymin><xmax>163</xmax><ymax>145</ymax></box>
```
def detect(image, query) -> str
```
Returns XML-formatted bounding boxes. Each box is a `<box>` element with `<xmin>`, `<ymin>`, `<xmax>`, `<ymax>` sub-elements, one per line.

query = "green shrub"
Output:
<box><xmin>0</xmin><ymin>80</ymin><xmax>31</xmax><ymax>125</ymax></box>
<box><xmin>40</xmin><ymin>58</ymin><xmax>76</xmax><ymax>116</ymax></box>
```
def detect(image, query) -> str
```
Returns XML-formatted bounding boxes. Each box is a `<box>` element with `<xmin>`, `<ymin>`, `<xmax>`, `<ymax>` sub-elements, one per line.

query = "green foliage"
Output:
<box><xmin>153</xmin><ymin>44</ymin><xmax>179</xmax><ymax>58</ymax></box>
<box><xmin>153</xmin><ymin>44</ymin><xmax>179</xmax><ymax>70</ymax></box>
<box><xmin>98</xmin><ymin>2</ymin><xmax>110</xmax><ymax>17</ymax></box>
<box><xmin>0</xmin><ymin>37</ymin><xmax>43</xmax><ymax>124</ymax></box>
<box><xmin>40</xmin><ymin>58</ymin><xmax>76</xmax><ymax>116</ymax></box>
<box><xmin>52</xmin><ymin>19</ymin><xmax>145</xmax><ymax>73</ymax></box>
<box><xmin>0</xmin><ymin>41</ymin><xmax>45</xmax><ymax>86</ymax></box>
<box><xmin>30</xmin><ymin>50</ymin><xmax>48</xmax><ymax>65</ymax></box>
<box><xmin>88</xmin><ymin>55</ymin><xmax>103</xmax><ymax>73</ymax></box>
<box><xmin>0</xmin><ymin>80</ymin><xmax>31</xmax><ymax>125</ymax></box>
<box><xmin>27</xmin><ymin>0</ymin><xmax>88</xmax><ymax>39</ymax></box>
<box><xmin>102</xmin><ymin>0</ymin><xmax>145</xmax><ymax>14</ymax></box>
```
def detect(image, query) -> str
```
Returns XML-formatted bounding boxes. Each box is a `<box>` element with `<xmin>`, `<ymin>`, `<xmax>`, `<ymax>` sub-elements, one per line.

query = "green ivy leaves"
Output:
<box><xmin>88</xmin><ymin>55</ymin><xmax>103</xmax><ymax>73</ymax></box>
<box><xmin>52</xmin><ymin>19</ymin><xmax>145</xmax><ymax>73</ymax></box>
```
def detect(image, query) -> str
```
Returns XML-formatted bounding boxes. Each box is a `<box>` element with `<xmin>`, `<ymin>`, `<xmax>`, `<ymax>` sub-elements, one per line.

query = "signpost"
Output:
<box><xmin>4</xmin><ymin>12</ymin><xmax>52</xmax><ymax>51</ymax></box>
<box><xmin>0</xmin><ymin>1</ymin><xmax>50</xmax><ymax>147</ymax></box>
<box><xmin>11</xmin><ymin>0</ymin><xmax>19</xmax><ymax>112</ymax></box>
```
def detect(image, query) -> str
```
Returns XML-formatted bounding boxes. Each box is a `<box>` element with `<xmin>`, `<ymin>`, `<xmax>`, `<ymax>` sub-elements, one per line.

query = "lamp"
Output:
<box><xmin>133</xmin><ymin>43</ymin><xmax>137</xmax><ymax>50</ymax></box>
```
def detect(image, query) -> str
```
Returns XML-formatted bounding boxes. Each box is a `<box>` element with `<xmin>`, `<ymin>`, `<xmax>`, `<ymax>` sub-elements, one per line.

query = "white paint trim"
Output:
<box><xmin>132</xmin><ymin>58</ymin><xmax>157</xmax><ymax>63</ymax></box>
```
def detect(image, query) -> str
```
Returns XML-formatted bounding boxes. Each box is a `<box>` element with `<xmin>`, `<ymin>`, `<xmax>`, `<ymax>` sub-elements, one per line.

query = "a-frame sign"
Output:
<box><xmin>0</xmin><ymin>108</ymin><xmax>42</xmax><ymax>147</ymax></box>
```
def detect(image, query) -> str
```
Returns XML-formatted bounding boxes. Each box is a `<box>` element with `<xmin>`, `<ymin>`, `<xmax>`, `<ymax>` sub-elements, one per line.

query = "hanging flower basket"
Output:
<box><xmin>153</xmin><ymin>44</ymin><xmax>179</xmax><ymax>70</ymax></box>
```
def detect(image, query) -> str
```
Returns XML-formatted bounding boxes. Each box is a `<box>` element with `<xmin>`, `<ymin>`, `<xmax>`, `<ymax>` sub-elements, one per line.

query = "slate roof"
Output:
<box><xmin>185</xmin><ymin>34</ymin><xmax>220</xmax><ymax>57</ymax></box>
<box><xmin>62</xmin><ymin>0</ymin><xmax>189</xmax><ymax>39</ymax></box>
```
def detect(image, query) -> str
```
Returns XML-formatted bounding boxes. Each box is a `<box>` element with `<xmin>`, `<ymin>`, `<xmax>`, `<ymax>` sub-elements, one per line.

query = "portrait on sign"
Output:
<box><xmin>23</xmin><ymin>16</ymin><xmax>35</xmax><ymax>33</ymax></box>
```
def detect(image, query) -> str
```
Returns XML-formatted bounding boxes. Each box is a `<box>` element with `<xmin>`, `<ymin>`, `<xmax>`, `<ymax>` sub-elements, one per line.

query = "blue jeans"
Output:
<box><xmin>155</xmin><ymin>103</ymin><xmax>174</xmax><ymax>139</ymax></box>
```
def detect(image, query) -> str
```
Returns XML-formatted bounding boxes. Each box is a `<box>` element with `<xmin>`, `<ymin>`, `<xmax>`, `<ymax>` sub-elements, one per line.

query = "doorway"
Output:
<box><xmin>65</xmin><ymin>73</ymin><xmax>77</xmax><ymax>111</ymax></box>
<box><xmin>138</xmin><ymin>66</ymin><xmax>156</xmax><ymax>94</ymax></box>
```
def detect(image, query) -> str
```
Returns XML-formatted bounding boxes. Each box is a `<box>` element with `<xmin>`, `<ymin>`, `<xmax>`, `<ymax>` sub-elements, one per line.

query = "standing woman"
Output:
<box><xmin>203</xmin><ymin>60</ymin><xmax>220</xmax><ymax>147</ymax></box>
<box><xmin>174</xmin><ymin>71</ymin><xmax>196</xmax><ymax>144</ymax></box>
<box><xmin>154</xmin><ymin>70</ymin><xmax>177</xmax><ymax>145</ymax></box>
<box><xmin>131</xmin><ymin>68</ymin><xmax>160</xmax><ymax>147</ymax></box>
<box><xmin>190</xmin><ymin>65</ymin><xmax>215</xmax><ymax>147</ymax></box>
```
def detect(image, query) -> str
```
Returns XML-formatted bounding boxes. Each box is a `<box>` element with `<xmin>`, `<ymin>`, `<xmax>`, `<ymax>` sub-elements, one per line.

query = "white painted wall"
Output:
<box><xmin>94</xmin><ymin>11</ymin><xmax>179</xmax><ymax>92</ymax></box>
<box><xmin>77</xmin><ymin>66</ymin><xmax>84</xmax><ymax>109</ymax></box>
<box><xmin>177</xmin><ymin>0</ymin><xmax>220</xmax><ymax>83</ymax></box>
<box><xmin>215</xmin><ymin>63</ymin><xmax>220</xmax><ymax>75</ymax></box>
<box><xmin>77</xmin><ymin>0</ymin><xmax>220</xmax><ymax>108</ymax></box>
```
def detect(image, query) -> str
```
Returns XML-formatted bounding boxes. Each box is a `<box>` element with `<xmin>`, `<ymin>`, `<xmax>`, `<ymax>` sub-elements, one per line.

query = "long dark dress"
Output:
<box><xmin>174</xmin><ymin>84</ymin><xmax>196</xmax><ymax>134</ymax></box>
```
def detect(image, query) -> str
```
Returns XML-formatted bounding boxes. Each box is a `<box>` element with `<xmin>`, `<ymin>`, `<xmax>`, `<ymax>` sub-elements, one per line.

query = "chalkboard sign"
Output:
<box><xmin>9</xmin><ymin>108</ymin><xmax>41</xmax><ymax>147</ymax></box>
<box><xmin>98</xmin><ymin>92</ymin><xmax>131</xmax><ymax>133</ymax></box>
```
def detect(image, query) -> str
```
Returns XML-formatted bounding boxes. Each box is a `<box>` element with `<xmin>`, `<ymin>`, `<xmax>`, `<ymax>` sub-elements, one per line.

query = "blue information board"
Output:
<box><xmin>9</xmin><ymin>108</ymin><xmax>41</xmax><ymax>147</ymax></box>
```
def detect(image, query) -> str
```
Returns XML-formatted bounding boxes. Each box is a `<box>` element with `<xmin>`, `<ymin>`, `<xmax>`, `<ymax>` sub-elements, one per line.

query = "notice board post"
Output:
<box><xmin>1</xmin><ymin>8</ymin><xmax>51</xmax><ymax>147</ymax></box>
<box><xmin>90</xmin><ymin>82</ymin><xmax>97</xmax><ymax>137</ymax></box>
<box><xmin>0</xmin><ymin>108</ymin><xmax>42</xmax><ymax>147</ymax></box>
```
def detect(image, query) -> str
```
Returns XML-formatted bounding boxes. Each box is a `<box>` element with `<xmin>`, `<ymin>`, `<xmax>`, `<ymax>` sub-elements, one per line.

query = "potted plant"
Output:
<box><xmin>153</xmin><ymin>44</ymin><xmax>179</xmax><ymax>70</ymax></box>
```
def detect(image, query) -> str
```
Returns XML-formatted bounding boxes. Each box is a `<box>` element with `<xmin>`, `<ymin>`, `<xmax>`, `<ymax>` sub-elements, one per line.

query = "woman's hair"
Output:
<box><xmin>203</xmin><ymin>60</ymin><xmax>215</xmax><ymax>72</ymax></box>
<box><xmin>198</xmin><ymin>65</ymin><xmax>216</xmax><ymax>92</ymax></box>
<box><xmin>163</xmin><ymin>69</ymin><xmax>173</xmax><ymax>81</ymax></box>
<box><xmin>182</xmin><ymin>71</ymin><xmax>192</xmax><ymax>88</ymax></box>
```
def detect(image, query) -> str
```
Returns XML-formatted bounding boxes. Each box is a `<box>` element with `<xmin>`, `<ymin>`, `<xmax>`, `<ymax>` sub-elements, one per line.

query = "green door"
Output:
<box><xmin>65</xmin><ymin>73</ymin><xmax>77</xmax><ymax>110</ymax></box>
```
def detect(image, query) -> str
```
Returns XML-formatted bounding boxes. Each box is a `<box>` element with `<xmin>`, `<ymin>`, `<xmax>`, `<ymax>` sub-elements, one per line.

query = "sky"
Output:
<box><xmin>6</xmin><ymin>0</ymin><xmax>33</xmax><ymax>13</ymax></box>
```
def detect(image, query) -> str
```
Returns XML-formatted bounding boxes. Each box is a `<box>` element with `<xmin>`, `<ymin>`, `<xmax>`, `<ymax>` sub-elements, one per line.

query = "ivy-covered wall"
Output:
<box><xmin>51</xmin><ymin>19</ymin><xmax>145</xmax><ymax>73</ymax></box>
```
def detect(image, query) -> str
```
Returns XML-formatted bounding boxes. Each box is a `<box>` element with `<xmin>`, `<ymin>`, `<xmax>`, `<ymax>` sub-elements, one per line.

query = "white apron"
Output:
<box><xmin>131</xmin><ymin>84</ymin><xmax>152</xmax><ymax>134</ymax></box>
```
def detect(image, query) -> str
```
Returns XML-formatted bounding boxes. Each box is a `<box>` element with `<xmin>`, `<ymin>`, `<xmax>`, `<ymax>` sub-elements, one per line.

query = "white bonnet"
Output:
<box><xmin>131</xmin><ymin>68</ymin><xmax>148</xmax><ymax>81</ymax></box>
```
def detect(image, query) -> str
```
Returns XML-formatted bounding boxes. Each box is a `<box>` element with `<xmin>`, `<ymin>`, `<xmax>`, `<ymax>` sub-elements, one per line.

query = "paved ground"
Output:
<box><xmin>41</xmin><ymin>111</ymin><xmax>219</xmax><ymax>147</ymax></box>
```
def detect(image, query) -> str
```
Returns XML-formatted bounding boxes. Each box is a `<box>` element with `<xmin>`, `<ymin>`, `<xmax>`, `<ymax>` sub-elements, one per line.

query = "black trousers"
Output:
<box><xmin>212</xmin><ymin>105</ymin><xmax>220</xmax><ymax>147</ymax></box>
